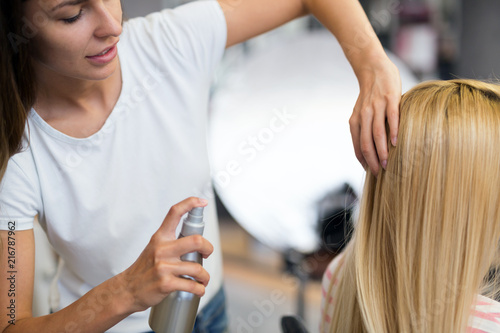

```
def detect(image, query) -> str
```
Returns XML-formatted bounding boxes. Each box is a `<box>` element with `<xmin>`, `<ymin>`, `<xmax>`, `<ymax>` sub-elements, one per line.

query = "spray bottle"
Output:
<box><xmin>149</xmin><ymin>207</ymin><xmax>205</xmax><ymax>333</ymax></box>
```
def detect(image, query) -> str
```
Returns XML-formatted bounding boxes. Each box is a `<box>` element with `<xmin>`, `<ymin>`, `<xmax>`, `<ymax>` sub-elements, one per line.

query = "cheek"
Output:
<box><xmin>32</xmin><ymin>27</ymin><xmax>90</xmax><ymax>67</ymax></box>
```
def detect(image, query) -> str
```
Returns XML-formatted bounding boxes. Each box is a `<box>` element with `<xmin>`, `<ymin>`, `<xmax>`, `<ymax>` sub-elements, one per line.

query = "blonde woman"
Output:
<box><xmin>321</xmin><ymin>79</ymin><xmax>500</xmax><ymax>332</ymax></box>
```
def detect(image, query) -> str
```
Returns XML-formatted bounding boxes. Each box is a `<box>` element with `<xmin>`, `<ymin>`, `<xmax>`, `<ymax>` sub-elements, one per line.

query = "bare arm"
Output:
<box><xmin>0</xmin><ymin>227</ymin><xmax>134</xmax><ymax>333</ymax></box>
<box><xmin>0</xmin><ymin>197</ymin><xmax>213</xmax><ymax>333</ymax></box>
<box><xmin>218</xmin><ymin>0</ymin><xmax>402</xmax><ymax>175</ymax></box>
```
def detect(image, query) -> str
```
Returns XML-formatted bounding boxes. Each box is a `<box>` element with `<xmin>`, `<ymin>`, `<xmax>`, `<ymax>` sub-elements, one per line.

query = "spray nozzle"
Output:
<box><xmin>187</xmin><ymin>207</ymin><xmax>204</xmax><ymax>224</ymax></box>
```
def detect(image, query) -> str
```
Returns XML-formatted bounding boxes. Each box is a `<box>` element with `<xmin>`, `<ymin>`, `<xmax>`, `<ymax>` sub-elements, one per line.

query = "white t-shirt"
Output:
<box><xmin>0</xmin><ymin>1</ymin><xmax>227</xmax><ymax>332</ymax></box>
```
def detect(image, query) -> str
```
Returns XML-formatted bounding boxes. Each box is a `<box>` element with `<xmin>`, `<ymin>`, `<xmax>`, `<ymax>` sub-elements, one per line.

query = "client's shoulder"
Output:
<box><xmin>469</xmin><ymin>294</ymin><xmax>500</xmax><ymax>332</ymax></box>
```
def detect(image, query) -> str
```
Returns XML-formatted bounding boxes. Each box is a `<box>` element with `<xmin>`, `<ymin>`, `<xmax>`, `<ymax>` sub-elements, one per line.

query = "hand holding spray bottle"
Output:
<box><xmin>149</xmin><ymin>206</ymin><xmax>206</xmax><ymax>333</ymax></box>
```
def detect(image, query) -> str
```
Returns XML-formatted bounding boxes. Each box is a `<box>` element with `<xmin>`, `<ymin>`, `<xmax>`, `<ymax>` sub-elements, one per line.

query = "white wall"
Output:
<box><xmin>121</xmin><ymin>0</ymin><xmax>192</xmax><ymax>18</ymax></box>
<box><xmin>457</xmin><ymin>0</ymin><xmax>500</xmax><ymax>79</ymax></box>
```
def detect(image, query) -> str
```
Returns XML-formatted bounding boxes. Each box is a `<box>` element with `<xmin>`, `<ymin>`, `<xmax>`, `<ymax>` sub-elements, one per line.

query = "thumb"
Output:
<box><xmin>158</xmin><ymin>197</ymin><xmax>208</xmax><ymax>237</ymax></box>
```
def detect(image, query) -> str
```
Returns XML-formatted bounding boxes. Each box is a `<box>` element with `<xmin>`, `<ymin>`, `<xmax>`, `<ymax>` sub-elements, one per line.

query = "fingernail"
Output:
<box><xmin>382</xmin><ymin>160</ymin><xmax>387</xmax><ymax>170</ymax></box>
<box><xmin>391</xmin><ymin>136</ymin><xmax>397</xmax><ymax>146</ymax></box>
<box><xmin>199</xmin><ymin>198</ymin><xmax>208</xmax><ymax>205</ymax></box>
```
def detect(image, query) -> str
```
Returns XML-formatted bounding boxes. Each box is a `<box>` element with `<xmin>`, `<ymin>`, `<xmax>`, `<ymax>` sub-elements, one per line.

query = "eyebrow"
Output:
<box><xmin>51</xmin><ymin>0</ymin><xmax>88</xmax><ymax>12</ymax></box>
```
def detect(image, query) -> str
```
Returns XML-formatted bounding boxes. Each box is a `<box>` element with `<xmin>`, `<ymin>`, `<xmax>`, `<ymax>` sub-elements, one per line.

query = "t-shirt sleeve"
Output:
<box><xmin>321</xmin><ymin>252</ymin><xmax>345</xmax><ymax>330</ymax></box>
<box><xmin>0</xmin><ymin>157</ymin><xmax>41</xmax><ymax>231</ymax></box>
<box><xmin>469</xmin><ymin>294</ymin><xmax>500</xmax><ymax>332</ymax></box>
<box><xmin>123</xmin><ymin>0</ymin><xmax>227</xmax><ymax>80</ymax></box>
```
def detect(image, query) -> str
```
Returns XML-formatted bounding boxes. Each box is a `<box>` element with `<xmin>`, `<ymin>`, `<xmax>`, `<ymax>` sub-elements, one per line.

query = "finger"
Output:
<box><xmin>387</xmin><ymin>94</ymin><xmax>400</xmax><ymax>147</ymax></box>
<box><xmin>372</xmin><ymin>99</ymin><xmax>389</xmax><ymax>169</ymax></box>
<box><xmin>158</xmin><ymin>273</ymin><xmax>207</xmax><ymax>298</ymax></box>
<box><xmin>174</xmin><ymin>277</ymin><xmax>206</xmax><ymax>297</ymax></box>
<box><xmin>171</xmin><ymin>261</ymin><xmax>211</xmax><ymax>286</ymax></box>
<box><xmin>160</xmin><ymin>235</ymin><xmax>214</xmax><ymax>260</ymax></box>
<box><xmin>159</xmin><ymin>197</ymin><xmax>208</xmax><ymax>236</ymax></box>
<box><xmin>349</xmin><ymin>106</ymin><xmax>367</xmax><ymax>169</ymax></box>
<box><xmin>359</xmin><ymin>107</ymin><xmax>379</xmax><ymax>175</ymax></box>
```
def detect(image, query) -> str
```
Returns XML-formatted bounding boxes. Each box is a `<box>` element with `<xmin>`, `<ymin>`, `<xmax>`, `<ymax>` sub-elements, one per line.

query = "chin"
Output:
<box><xmin>85</xmin><ymin>60</ymin><xmax>119</xmax><ymax>81</ymax></box>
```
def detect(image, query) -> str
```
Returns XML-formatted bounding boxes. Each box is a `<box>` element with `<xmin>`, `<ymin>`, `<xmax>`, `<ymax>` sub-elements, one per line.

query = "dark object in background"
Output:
<box><xmin>319</xmin><ymin>207</ymin><xmax>354</xmax><ymax>252</ymax></box>
<box><xmin>281</xmin><ymin>315</ymin><xmax>310</xmax><ymax>333</ymax></box>
<box><xmin>317</xmin><ymin>183</ymin><xmax>357</xmax><ymax>253</ymax></box>
<box><xmin>287</xmin><ymin>184</ymin><xmax>357</xmax><ymax>282</ymax></box>
<box><xmin>295</xmin><ymin>184</ymin><xmax>356</xmax><ymax>280</ymax></box>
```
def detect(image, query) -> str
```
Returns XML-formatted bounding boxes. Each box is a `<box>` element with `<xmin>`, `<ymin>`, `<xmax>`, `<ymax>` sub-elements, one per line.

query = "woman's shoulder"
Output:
<box><xmin>121</xmin><ymin>1</ymin><xmax>225</xmax><ymax>48</ymax></box>
<box><xmin>119</xmin><ymin>1</ymin><xmax>226</xmax><ymax>78</ymax></box>
<box><xmin>321</xmin><ymin>252</ymin><xmax>346</xmax><ymax>297</ymax></box>
<box><xmin>8</xmin><ymin>126</ymin><xmax>36</xmax><ymax>176</ymax></box>
<box><xmin>469</xmin><ymin>294</ymin><xmax>500</xmax><ymax>332</ymax></box>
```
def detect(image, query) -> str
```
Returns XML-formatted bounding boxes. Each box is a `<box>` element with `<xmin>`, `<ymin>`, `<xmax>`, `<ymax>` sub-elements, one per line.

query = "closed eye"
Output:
<box><xmin>62</xmin><ymin>9</ymin><xmax>83</xmax><ymax>24</ymax></box>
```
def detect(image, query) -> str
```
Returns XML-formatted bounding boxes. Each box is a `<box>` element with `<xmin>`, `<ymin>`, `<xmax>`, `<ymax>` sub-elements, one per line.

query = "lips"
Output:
<box><xmin>85</xmin><ymin>42</ymin><xmax>119</xmax><ymax>65</ymax></box>
<box><xmin>94</xmin><ymin>48</ymin><xmax>112</xmax><ymax>56</ymax></box>
<box><xmin>87</xmin><ymin>43</ymin><xmax>118</xmax><ymax>58</ymax></box>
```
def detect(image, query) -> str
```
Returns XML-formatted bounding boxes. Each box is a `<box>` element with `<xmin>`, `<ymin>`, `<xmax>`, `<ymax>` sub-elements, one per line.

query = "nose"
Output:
<box><xmin>93</xmin><ymin>1</ymin><xmax>123</xmax><ymax>38</ymax></box>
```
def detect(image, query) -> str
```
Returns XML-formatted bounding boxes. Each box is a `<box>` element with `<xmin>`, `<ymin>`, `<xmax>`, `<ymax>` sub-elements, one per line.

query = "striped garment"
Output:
<box><xmin>321</xmin><ymin>253</ymin><xmax>500</xmax><ymax>332</ymax></box>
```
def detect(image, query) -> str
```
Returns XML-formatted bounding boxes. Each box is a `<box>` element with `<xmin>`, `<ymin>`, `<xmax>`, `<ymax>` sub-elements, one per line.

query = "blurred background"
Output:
<box><xmin>121</xmin><ymin>0</ymin><xmax>500</xmax><ymax>81</ymax></box>
<box><xmin>33</xmin><ymin>0</ymin><xmax>500</xmax><ymax>332</ymax></box>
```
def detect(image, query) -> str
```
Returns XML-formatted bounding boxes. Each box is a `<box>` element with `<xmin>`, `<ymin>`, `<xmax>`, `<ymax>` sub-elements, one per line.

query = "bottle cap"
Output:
<box><xmin>187</xmin><ymin>207</ymin><xmax>204</xmax><ymax>224</ymax></box>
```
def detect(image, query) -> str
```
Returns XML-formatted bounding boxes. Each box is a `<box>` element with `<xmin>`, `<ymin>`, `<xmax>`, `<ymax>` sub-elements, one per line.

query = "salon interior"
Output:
<box><xmin>31</xmin><ymin>0</ymin><xmax>499</xmax><ymax>332</ymax></box>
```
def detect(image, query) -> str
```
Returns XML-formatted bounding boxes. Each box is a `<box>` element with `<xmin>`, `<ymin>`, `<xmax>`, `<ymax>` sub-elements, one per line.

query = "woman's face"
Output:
<box><xmin>23</xmin><ymin>0</ymin><xmax>123</xmax><ymax>81</ymax></box>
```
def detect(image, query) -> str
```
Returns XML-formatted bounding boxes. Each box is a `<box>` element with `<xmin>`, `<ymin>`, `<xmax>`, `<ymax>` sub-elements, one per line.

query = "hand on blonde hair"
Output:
<box><xmin>349</xmin><ymin>56</ymin><xmax>402</xmax><ymax>176</ymax></box>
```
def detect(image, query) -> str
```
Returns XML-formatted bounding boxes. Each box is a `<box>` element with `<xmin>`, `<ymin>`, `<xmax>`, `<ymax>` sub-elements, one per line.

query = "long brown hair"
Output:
<box><xmin>0</xmin><ymin>0</ymin><xmax>36</xmax><ymax>180</ymax></box>
<box><xmin>323</xmin><ymin>79</ymin><xmax>500</xmax><ymax>332</ymax></box>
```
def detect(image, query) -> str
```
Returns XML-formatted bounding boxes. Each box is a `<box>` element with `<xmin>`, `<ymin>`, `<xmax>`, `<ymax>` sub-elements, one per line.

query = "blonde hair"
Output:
<box><xmin>323</xmin><ymin>79</ymin><xmax>500</xmax><ymax>332</ymax></box>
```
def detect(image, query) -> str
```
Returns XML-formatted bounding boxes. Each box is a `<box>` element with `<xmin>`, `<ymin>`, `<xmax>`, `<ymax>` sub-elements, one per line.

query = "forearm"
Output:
<box><xmin>4</xmin><ymin>273</ymin><xmax>134</xmax><ymax>333</ymax></box>
<box><xmin>303</xmin><ymin>0</ymin><xmax>388</xmax><ymax>82</ymax></box>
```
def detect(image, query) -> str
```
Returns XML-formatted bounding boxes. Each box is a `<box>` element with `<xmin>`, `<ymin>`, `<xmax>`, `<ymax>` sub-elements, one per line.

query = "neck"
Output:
<box><xmin>33</xmin><ymin>59</ymin><xmax>122</xmax><ymax>120</ymax></box>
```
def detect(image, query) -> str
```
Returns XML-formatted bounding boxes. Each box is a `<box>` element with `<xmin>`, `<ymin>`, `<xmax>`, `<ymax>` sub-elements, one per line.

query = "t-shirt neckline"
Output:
<box><xmin>29</xmin><ymin>45</ymin><xmax>129</xmax><ymax>145</ymax></box>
